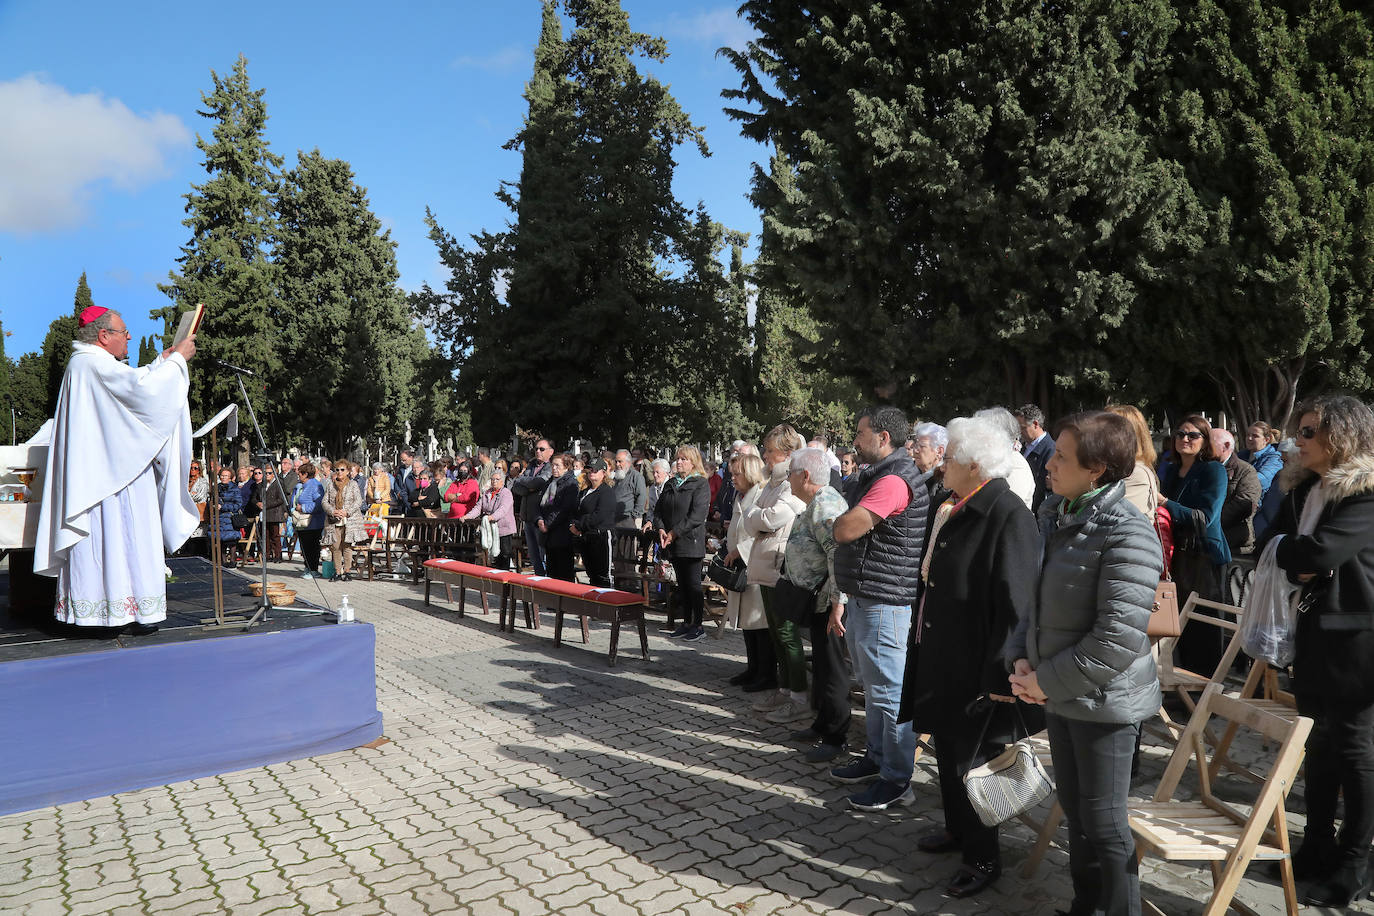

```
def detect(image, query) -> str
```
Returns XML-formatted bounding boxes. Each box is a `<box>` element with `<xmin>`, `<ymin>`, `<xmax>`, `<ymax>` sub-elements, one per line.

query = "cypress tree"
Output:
<box><xmin>156</xmin><ymin>55</ymin><xmax>282</xmax><ymax>423</ymax></box>
<box><xmin>725</xmin><ymin>1</ymin><xmax>1184</xmax><ymax>418</ymax></box>
<box><xmin>1140</xmin><ymin>0</ymin><xmax>1374</xmax><ymax>427</ymax></box>
<box><xmin>420</xmin><ymin>0</ymin><xmax>727</xmax><ymax>445</ymax></box>
<box><xmin>274</xmin><ymin>150</ymin><xmax>417</xmax><ymax>452</ymax></box>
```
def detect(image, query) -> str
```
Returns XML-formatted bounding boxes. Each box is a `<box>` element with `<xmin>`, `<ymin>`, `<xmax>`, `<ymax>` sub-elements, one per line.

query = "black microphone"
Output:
<box><xmin>214</xmin><ymin>359</ymin><xmax>255</xmax><ymax>377</ymax></box>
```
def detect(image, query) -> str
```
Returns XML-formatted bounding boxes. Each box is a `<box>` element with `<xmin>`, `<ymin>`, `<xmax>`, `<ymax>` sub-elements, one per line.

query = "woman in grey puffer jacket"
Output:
<box><xmin>1007</xmin><ymin>411</ymin><xmax>1162</xmax><ymax>916</ymax></box>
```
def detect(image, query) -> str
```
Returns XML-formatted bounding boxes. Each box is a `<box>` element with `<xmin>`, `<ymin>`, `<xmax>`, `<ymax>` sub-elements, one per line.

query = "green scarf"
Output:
<box><xmin>1061</xmin><ymin>483</ymin><xmax>1110</xmax><ymax>518</ymax></box>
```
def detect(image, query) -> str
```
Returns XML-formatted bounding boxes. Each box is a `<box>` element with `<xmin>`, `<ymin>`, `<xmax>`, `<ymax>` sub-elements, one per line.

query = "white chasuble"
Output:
<box><xmin>34</xmin><ymin>342</ymin><xmax>201</xmax><ymax>626</ymax></box>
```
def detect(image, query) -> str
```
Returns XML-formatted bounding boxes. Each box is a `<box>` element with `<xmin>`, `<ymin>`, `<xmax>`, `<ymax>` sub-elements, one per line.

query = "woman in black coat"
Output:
<box><xmin>572</xmin><ymin>458</ymin><xmax>618</xmax><ymax>587</ymax></box>
<box><xmin>538</xmin><ymin>453</ymin><xmax>581</xmax><ymax>582</ymax></box>
<box><xmin>1265</xmin><ymin>395</ymin><xmax>1374</xmax><ymax>907</ymax></box>
<box><xmin>653</xmin><ymin>446</ymin><xmax>711</xmax><ymax>640</ymax></box>
<box><xmin>897</xmin><ymin>416</ymin><xmax>1039</xmax><ymax>899</ymax></box>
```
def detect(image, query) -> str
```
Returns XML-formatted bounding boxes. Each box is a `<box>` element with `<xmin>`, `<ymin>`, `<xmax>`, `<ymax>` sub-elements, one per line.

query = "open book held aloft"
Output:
<box><xmin>173</xmin><ymin>303</ymin><xmax>206</xmax><ymax>347</ymax></box>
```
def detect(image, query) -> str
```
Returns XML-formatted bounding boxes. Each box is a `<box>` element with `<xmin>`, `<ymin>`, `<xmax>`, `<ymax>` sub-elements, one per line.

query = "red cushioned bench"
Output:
<box><xmin>422</xmin><ymin>559</ymin><xmax>516</xmax><ymax>622</ymax></box>
<box><xmin>422</xmin><ymin>561</ymin><xmax>650</xmax><ymax>666</ymax></box>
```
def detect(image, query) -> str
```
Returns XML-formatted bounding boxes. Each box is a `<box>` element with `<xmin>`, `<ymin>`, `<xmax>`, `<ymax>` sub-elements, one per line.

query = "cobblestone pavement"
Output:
<box><xmin>2</xmin><ymin>560</ymin><xmax>1371</xmax><ymax>915</ymax></box>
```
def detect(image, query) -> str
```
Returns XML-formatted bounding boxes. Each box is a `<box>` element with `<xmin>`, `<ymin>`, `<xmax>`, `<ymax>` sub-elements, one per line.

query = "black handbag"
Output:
<box><xmin>772</xmin><ymin>570</ymin><xmax>824</xmax><ymax>625</ymax></box>
<box><xmin>706</xmin><ymin>549</ymin><xmax>748</xmax><ymax>592</ymax></box>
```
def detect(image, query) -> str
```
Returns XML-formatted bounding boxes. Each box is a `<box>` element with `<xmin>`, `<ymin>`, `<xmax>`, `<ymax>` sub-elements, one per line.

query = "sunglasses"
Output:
<box><xmin>1298</xmin><ymin>426</ymin><xmax>1319</xmax><ymax>440</ymax></box>
<box><xmin>1174</xmin><ymin>431</ymin><xmax>1204</xmax><ymax>441</ymax></box>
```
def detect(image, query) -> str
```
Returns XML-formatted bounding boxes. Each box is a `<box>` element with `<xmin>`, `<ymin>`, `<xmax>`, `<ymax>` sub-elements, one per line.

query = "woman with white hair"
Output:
<box><xmin>722</xmin><ymin>452</ymin><xmax>772</xmax><ymax>689</ymax></box>
<box><xmin>897</xmin><ymin>415</ymin><xmax>1040</xmax><ymax>899</ymax></box>
<box><xmin>974</xmin><ymin>407</ymin><xmax>1036</xmax><ymax>509</ymax></box>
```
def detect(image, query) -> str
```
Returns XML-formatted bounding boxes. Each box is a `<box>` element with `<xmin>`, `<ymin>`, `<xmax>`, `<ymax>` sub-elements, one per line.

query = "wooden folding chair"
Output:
<box><xmin>1149</xmin><ymin>594</ymin><xmax>1248</xmax><ymax>743</ymax></box>
<box><xmin>1130</xmin><ymin>681</ymin><xmax>1312</xmax><ymax>916</ymax></box>
<box><xmin>1207</xmin><ymin>660</ymin><xmax>1300</xmax><ymax>784</ymax></box>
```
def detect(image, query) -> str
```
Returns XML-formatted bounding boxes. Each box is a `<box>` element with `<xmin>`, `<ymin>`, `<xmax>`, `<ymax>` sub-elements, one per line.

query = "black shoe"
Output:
<box><xmin>945</xmin><ymin>861</ymin><xmax>1000</xmax><ymax>898</ymax></box>
<box><xmin>727</xmin><ymin>669</ymin><xmax>755</xmax><ymax>686</ymax></box>
<box><xmin>1270</xmin><ymin>832</ymin><xmax>1335</xmax><ymax>882</ymax></box>
<box><xmin>917</xmin><ymin>829</ymin><xmax>961</xmax><ymax>854</ymax></box>
<box><xmin>789</xmin><ymin>727</ymin><xmax>821</xmax><ymax>743</ymax></box>
<box><xmin>742</xmin><ymin>678</ymin><xmax>778</xmax><ymax>693</ymax></box>
<box><xmin>804</xmin><ymin>742</ymin><xmax>848</xmax><ymax>763</ymax></box>
<box><xmin>125</xmin><ymin>622</ymin><xmax>159</xmax><ymax>636</ymax></box>
<box><xmin>1303</xmin><ymin>856</ymin><xmax>1369</xmax><ymax>908</ymax></box>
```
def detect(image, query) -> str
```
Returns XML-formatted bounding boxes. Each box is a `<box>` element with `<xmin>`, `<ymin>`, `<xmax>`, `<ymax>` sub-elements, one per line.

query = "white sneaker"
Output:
<box><xmin>752</xmin><ymin>689</ymin><xmax>789</xmax><ymax>712</ymax></box>
<box><xmin>765</xmin><ymin>700</ymin><xmax>812</xmax><ymax>724</ymax></box>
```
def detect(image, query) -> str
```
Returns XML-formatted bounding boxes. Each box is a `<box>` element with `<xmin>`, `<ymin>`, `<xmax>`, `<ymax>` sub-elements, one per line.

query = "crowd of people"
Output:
<box><xmin>182</xmin><ymin>395</ymin><xmax>1374</xmax><ymax>913</ymax></box>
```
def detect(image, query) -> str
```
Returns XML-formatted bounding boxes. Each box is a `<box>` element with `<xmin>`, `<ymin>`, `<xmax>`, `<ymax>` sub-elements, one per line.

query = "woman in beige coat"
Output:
<box><xmin>322</xmin><ymin>463</ymin><xmax>366</xmax><ymax>581</ymax></box>
<box><xmin>723</xmin><ymin>452</ymin><xmax>771</xmax><ymax>688</ymax></box>
<box><xmin>742</xmin><ymin>424</ymin><xmax>809</xmax><ymax>723</ymax></box>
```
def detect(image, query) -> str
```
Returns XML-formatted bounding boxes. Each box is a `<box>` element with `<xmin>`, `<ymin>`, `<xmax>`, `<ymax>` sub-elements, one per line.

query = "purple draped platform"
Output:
<box><xmin>0</xmin><ymin>622</ymin><xmax>383</xmax><ymax>816</ymax></box>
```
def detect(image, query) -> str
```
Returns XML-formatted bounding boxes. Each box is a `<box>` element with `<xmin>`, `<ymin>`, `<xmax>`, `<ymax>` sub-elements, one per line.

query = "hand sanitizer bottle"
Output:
<box><xmin>338</xmin><ymin>595</ymin><xmax>354</xmax><ymax>623</ymax></box>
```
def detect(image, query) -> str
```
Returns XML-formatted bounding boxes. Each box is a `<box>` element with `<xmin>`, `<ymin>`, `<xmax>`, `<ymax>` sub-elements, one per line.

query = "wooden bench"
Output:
<box><xmin>422</xmin><ymin>560</ymin><xmax>651</xmax><ymax>666</ymax></box>
<box><xmin>422</xmin><ymin>558</ymin><xmax>512</xmax><ymax>619</ymax></box>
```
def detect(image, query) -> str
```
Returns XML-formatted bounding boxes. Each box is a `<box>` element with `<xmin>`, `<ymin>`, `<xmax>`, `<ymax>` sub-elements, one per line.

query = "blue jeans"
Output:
<box><xmin>845</xmin><ymin>598</ymin><xmax>915</xmax><ymax>784</ymax></box>
<box><xmin>524</xmin><ymin>522</ymin><xmax>546</xmax><ymax>576</ymax></box>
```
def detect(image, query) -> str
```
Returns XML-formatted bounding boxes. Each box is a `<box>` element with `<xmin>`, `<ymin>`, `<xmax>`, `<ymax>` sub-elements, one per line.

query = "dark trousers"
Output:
<box><xmin>1171</xmin><ymin>545</ymin><xmax>1225</xmax><ymax>675</ymax></box>
<box><xmin>296</xmin><ymin>529</ymin><xmax>322</xmax><ymax>572</ymax></box>
<box><xmin>671</xmin><ymin>557</ymin><xmax>704</xmax><ymax>627</ymax></box>
<box><xmin>1046</xmin><ymin>713</ymin><xmax>1141</xmax><ymax>916</ymax></box>
<box><xmin>808</xmin><ymin>611</ymin><xmax>851</xmax><ymax>746</ymax></box>
<box><xmin>759</xmin><ymin>585</ymin><xmax>807</xmax><ymax>692</ymax></box>
<box><xmin>265</xmin><ymin>522</ymin><xmax>283</xmax><ymax>561</ymax></box>
<box><xmin>489</xmin><ymin>534</ymin><xmax>514</xmax><ymax>570</ymax></box>
<box><xmin>546</xmin><ymin>540</ymin><xmax>576</xmax><ymax>582</ymax></box>
<box><xmin>742</xmin><ymin>628</ymin><xmax>776</xmax><ymax>683</ymax></box>
<box><xmin>1296</xmin><ymin>692</ymin><xmax>1374</xmax><ymax>860</ymax></box>
<box><xmin>580</xmin><ymin>530</ymin><xmax>613</xmax><ymax>587</ymax></box>
<box><xmin>934</xmin><ymin>722</ymin><xmax>1003</xmax><ymax>869</ymax></box>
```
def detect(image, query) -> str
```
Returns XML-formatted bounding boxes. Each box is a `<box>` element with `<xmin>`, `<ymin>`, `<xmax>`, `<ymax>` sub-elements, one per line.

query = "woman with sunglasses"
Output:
<box><xmin>1158</xmin><ymin>414</ymin><xmax>1231</xmax><ymax>673</ymax></box>
<box><xmin>322</xmin><ymin>462</ymin><xmax>365</xmax><ymax>581</ymax></box>
<box><xmin>1264</xmin><ymin>396</ymin><xmax>1374</xmax><ymax>906</ymax></box>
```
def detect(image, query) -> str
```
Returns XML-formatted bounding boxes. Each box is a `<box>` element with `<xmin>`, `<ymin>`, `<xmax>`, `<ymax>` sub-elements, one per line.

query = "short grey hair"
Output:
<box><xmin>734</xmin><ymin>443</ymin><xmax>758</xmax><ymax>457</ymax></box>
<box><xmin>790</xmin><ymin>447</ymin><xmax>830</xmax><ymax>484</ymax></box>
<box><xmin>651</xmin><ymin>458</ymin><xmax>670</xmax><ymax>473</ymax></box>
<box><xmin>616</xmin><ymin>449</ymin><xmax>632</xmax><ymax>461</ymax></box>
<box><xmin>74</xmin><ymin>309</ymin><xmax>122</xmax><ymax>344</ymax></box>
<box><xmin>490</xmin><ymin>469</ymin><xmax>506</xmax><ymax>484</ymax></box>
<box><xmin>947</xmin><ymin>417</ymin><xmax>1017</xmax><ymax>481</ymax></box>
<box><xmin>371</xmin><ymin>462</ymin><xmax>385</xmax><ymax>472</ymax></box>
<box><xmin>913</xmin><ymin>422</ymin><xmax>948</xmax><ymax>450</ymax></box>
<box><xmin>975</xmin><ymin>407</ymin><xmax>1023</xmax><ymax>449</ymax></box>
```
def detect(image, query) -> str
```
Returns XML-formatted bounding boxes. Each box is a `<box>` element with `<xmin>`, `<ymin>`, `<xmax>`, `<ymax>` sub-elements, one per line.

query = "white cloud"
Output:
<box><xmin>0</xmin><ymin>74</ymin><xmax>191</xmax><ymax>234</ymax></box>
<box><xmin>452</xmin><ymin>45</ymin><xmax>529</xmax><ymax>73</ymax></box>
<box><xmin>659</xmin><ymin>7</ymin><xmax>756</xmax><ymax>52</ymax></box>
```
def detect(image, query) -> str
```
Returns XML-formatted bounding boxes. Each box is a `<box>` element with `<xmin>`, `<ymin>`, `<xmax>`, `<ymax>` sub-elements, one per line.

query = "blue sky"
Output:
<box><xmin>0</xmin><ymin>0</ymin><xmax>764</xmax><ymax>357</ymax></box>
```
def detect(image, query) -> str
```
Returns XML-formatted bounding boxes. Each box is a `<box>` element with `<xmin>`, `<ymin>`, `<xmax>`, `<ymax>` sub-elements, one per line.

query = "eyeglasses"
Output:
<box><xmin>1174</xmin><ymin>431</ymin><xmax>1203</xmax><ymax>441</ymax></box>
<box><xmin>1298</xmin><ymin>426</ymin><xmax>1319</xmax><ymax>440</ymax></box>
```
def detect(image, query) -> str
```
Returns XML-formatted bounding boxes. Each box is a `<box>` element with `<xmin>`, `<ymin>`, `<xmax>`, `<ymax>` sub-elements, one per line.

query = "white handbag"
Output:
<box><xmin>962</xmin><ymin>699</ymin><xmax>1053</xmax><ymax>827</ymax></box>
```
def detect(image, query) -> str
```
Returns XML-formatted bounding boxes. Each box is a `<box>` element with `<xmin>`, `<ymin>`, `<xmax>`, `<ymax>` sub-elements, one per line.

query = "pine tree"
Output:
<box><xmin>137</xmin><ymin>335</ymin><xmax>158</xmax><ymax>367</ymax></box>
<box><xmin>418</xmin><ymin>0</ymin><xmax>729</xmax><ymax>446</ymax></box>
<box><xmin>156</xmin><ymin>55</ymin><xmax>282</xmax><ymax>423</ymax></box>
<box><xmin>274</xmin><ymin>150</ymin><xmax>417</xmax><ymax>452</ymax></box>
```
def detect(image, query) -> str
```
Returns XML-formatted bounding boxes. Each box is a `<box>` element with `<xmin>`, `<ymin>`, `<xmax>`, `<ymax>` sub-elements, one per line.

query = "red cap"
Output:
<box><xmin>78</xmin><ymin>306</ymin><xmax>109</xmax><ymax>327</ymax></box>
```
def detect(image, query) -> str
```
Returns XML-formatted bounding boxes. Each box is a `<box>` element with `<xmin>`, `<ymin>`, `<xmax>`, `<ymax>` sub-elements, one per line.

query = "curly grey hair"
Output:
<box><xmin>913</xmin><ymin>422</ymin><xmax>948</xmax><ymax>450</ymax></box>
<box><xmin>974</xmin><ymin>407</ymin><xmax>1023</xmax><ymax>450</ymax></box>
<box><xmin>946</xmin><ymin>417</ymin><xmax>1017</xmax><ymax>480</ymax></box>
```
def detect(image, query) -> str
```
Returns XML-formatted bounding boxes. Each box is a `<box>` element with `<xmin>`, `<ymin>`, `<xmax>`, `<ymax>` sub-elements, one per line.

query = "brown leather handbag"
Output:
<box><xmin>1148</xmin><ymin>505</ymin><xmax>1181</xmax><ymax>637</ymax></box>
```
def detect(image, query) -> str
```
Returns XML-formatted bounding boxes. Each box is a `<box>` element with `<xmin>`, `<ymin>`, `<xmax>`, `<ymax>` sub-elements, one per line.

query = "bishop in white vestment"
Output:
<box><xmin>33</xmin><ymin>307</ymin><xmax>200</xmax><ymax>628</ymax></box>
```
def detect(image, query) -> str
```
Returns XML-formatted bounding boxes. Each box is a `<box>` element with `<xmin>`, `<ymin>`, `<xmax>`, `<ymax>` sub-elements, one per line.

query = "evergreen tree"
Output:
<box><xmin>156</xmin><ymin>55</ymin><xmax>282</xmax><ymax>422</ymax></box>
<box><xmin>137</xmin><ymin>335</ymin><xmax>158</xmax><ymax>367</ymax></box>
<box><xmin>725</xmin><ymin>1</ymin><xmax>1185</xmax><ymax>419</ymax></box>
<box><xmin>36</xmin><ymin>273</ymin><xmax>90</xmax><ymax>415</ymax></box>
<box><xmin>1139</xmin><ymin>0</ymin><xmax>1374</xmax><ymax>428</ymax></box>
<box><xmin>9</xmin><ymin>352</ymin><xmax>47</xmax><ymax>441</ymax></box>
<box><xmin>418</xmin><ymin>0</ymin><xmax>731</xmax><ymax>445</ymax></box>
<box><xmin>748</xmin><ymin>149</ymin><xmax>862</xmax><ymax>438</ymax></box>
<box><xmin>274</xmin><ymin>150</ymin><xmax>417</xmax><ymax>452</ymax></box>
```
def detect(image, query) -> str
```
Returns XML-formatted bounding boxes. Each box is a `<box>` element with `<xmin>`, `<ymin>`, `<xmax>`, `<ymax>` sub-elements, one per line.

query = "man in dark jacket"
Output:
<box><xmin>1211</xmin><ymin>428</ymin><xmax>1262</xmax><ymax>554</ymax></box>
<box><xmin>829</xmin><ymin>405</ymin><xmax>931</xmax><ymax>812</ymax></box>
<box><xmin>1016</xmin><ymin>404</ymin><xmax>1054</xmax><ymax>513</ymax></box>
<box><xmin>511</xmin><ymin>440</ymin><xmax>555</xmax><ymax>574</ymax></box>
